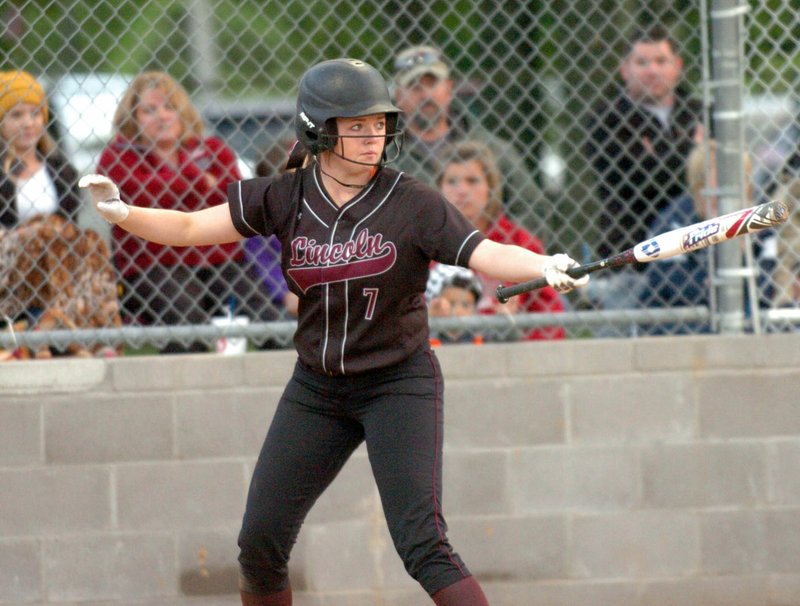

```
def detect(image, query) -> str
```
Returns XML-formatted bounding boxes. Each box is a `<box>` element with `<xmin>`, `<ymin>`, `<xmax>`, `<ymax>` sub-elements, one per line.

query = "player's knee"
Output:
<box><xmin>237</xmin><ymin>519</ymin><xmax>292</xmax><ymax>593</ymax></box>
<box><xmin>238</xmin><ymin>541</ymin><xmax>289</xmax><ymax>594</ymax></box>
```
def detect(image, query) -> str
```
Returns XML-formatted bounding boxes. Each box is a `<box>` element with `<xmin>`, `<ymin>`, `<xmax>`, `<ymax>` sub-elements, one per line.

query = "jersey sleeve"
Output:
<box><xmin>227</xmin><ymin>177</ymin><xmax>273</xmax><ymax>237</ymax></box>
<box><xmin>227</xmin><ymin>172</ymin><xmax>298</xmax><ymax>238</ymax></box>
<box><xmin>412</xmin><ymin>182</ymin><xmax>485</xmax><ymax>267</ymax></box>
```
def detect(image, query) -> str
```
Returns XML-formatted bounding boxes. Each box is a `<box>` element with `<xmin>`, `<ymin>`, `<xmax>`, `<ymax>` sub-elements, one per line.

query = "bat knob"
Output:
<box><xmin>495</xmin><ymin>285</ymin><xmax>509</xmax><ymax>304</ymax></box>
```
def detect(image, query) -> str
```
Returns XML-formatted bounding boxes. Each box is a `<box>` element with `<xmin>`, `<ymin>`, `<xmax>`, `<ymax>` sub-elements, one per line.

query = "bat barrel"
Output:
<box><xmin>494</xmin><ymin>200</ymin><xmax>788</xmax><ymax>305</ymax></box>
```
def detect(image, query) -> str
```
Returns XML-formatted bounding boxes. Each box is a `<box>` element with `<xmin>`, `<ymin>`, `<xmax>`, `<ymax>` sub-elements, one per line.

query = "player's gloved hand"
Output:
<box><xmin>78</xmin><ymin>174</ymin><xmax>130</xmax><ymax>224</ymax></box>
<box><xmin>543</xmin><ymin>253</ymin><xmax>589</xmax><ymax>293</ymax></box>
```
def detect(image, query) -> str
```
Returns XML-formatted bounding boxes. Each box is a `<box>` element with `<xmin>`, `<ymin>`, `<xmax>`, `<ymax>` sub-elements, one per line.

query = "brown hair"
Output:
<box><xmin>112</xmin><ymin>71</ymin><xmax>203</xmax><ymax>144</ymax></box>
<box><xmin>437</xmin><ymin>140</ymin><xmax>503</xmax><ymax>226</ymax></box>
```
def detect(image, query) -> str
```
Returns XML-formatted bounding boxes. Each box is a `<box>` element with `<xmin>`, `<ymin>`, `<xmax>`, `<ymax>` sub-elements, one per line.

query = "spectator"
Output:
<box><xmin>766</xmin><ymin>127</ymin><xmax>800</xmax><ymax>192</ymax></box>
<box><xmin>0</xmin><ymin>70</ymin><xmax>80</xmax><ymax>228</ymax></box>
<box><xmin>586</xmin><ymin>25</ymin><xmax>704</xmax><ymax>263</ymax></box>
<box><xmin>1</xmin><ymin>69</ymin><xmax>79</xmax><ymax>326</ymax></box>
<box><xmin>97</xmin><ymin>71</ymin><xmax>264</xmax><ymax>353</ymax></box>
<box><xmin>0</xmin><ymin>70</ymin><xmax>121</xmax><ymax>351</ymax></box>
<box><xmin>429</xmin><ymin>140</ymin><xmax>565</xmax><ymax>340</ymax></box>
<box><xmin>769</xmin><ymin>176</ymin><xmax>800</xmax><ymax>309</ymax></box>
<box><xmin>427</xmin><ymin>264</ymin><xmax>484</xmax><ymax>345</ymax></box>
<box><xmin>638</xmin><ymin>141</ymin><xmax>752</xmax><ymax>335</ymax></box>
<box><xmin>391</xmin><ymin>44</ymin><xmax>546</xmax><ymax>234</ymax></box>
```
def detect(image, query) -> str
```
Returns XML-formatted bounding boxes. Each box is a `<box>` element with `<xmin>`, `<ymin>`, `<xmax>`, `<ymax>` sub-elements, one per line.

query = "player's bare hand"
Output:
<box><xmin>79</xmin><ymin>174</ymin><xmax>130</xmax><ymax>224</ymax></box>
<box><xmin>543</xmin><ymin>253</ymin><xmax>589</xmax><ymax>293</ymax></box>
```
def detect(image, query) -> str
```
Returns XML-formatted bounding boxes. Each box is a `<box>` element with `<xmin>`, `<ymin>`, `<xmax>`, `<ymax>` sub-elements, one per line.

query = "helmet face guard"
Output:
<box><xmin>294</xmin><ymin>58</ymin><xmax>403</xmax><ymax>166</ymax></box>
<box><xmin>316</xmin><ymin>117</ymin><xmax>404</xmax><ymax>166</ymax></box>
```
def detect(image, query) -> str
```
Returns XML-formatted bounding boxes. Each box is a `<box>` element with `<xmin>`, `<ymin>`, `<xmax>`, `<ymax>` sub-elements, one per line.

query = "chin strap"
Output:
<box><xmin>317</xmin><ymin>161</ymin><xmax>377</xmax><ymax>189</ymax></box>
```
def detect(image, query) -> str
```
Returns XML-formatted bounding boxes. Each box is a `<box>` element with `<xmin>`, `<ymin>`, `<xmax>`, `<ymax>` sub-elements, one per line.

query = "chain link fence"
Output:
<box><xmin>1</xmin><ymin>0</ymin><xmax>798</xmax><ymax>356</ymax></box>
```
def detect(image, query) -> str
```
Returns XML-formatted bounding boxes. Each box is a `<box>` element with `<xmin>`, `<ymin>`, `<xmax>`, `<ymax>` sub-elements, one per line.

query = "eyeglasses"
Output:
<box><xmin>394</xmin><ymin>48</ymin><xmax>444</xmax><ymax>72</ymax></box>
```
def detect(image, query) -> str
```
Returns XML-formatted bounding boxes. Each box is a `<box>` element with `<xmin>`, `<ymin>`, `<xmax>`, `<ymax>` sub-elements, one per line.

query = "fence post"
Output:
<box><xmin>708</xmin><ymin>0</ymin><xmax>753</xmax><ymax>334</ymax></box>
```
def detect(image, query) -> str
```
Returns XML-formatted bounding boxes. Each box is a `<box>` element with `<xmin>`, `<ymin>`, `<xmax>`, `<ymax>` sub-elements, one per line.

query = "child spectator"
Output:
<box><xmin>427</xmin><ymin>264</ymin><xmax>484</xmax><ymax>345</ymax></box>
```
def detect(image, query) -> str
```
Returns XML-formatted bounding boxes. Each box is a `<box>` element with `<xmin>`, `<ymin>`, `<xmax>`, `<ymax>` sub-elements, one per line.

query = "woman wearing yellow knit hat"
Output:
<box><xmin>0</xmin><ymin>70</ymin><xmax>80</xmax><ymax>228</ymax></box>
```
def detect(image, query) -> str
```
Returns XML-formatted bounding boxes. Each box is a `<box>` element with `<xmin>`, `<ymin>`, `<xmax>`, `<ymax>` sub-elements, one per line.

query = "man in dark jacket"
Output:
<box><xmin>585</xmin><ymin>26</ymin><xmax>704</xmax><ymax>262</ymax></box>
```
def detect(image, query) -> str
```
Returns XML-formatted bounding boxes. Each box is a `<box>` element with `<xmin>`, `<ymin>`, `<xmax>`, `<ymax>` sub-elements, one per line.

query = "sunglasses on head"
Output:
<box><xmin>394</xmin><ymin>49</ymin><xmax>443</xmax><ymax>72</ymax></box>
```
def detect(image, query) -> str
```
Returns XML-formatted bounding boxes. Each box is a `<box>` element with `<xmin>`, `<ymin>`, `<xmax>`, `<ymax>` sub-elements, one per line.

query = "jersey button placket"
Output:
<box><xmin>325</xmin><ymin>221</ymin><xmax>346</xmax><ymax>374</ymax></box>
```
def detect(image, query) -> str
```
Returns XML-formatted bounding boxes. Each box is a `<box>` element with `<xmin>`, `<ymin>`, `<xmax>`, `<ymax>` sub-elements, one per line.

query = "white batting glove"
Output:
<box><xmin>543</xmin><ymin>253</ymin><xmax>589</xmax><ymax>293</ymax></box>
<box><xmin>78</xmin><ymin>174</ymin><xmax>130</xmax><ymax>224</ymax></box>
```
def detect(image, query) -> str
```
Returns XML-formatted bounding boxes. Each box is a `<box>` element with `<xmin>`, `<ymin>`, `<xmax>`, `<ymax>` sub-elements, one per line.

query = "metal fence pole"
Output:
<box><xmin>709</xmin><ymin>0</ymin><xmax>752</xmax><ymax>334</ymax></box>
<box><xmin>187</xmin><ymin>0</ymin><xmax>218</xmax><ymax>94</ymax></box>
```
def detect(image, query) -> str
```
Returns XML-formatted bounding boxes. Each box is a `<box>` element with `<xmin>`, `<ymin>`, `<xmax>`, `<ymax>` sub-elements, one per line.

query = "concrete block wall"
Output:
<box><xmin>1</xmin><ymin>334</ymin><xmax>799</xmax><ymax>606</ymax></box>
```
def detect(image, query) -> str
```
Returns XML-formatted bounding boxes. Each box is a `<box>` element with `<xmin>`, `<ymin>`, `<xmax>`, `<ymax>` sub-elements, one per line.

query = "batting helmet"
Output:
<box><xmin>294</xmin><ymin>58</ymin><xmax>402</xmax><ymax>161</ymax></box>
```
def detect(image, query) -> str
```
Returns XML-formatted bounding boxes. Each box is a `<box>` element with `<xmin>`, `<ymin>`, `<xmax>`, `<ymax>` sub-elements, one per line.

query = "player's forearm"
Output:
<box><xmin>117</xmin><ymin>206</ymin><xmax>196</xmax><ymax>246</ymax></box>
<box><xmin>469</xmin><ymin>239</ymin><xmax>548</xmax><ymax>282</ymax></box>
<box><xmin>117</xmin><ymin>203</ymin><xmax>241</xmax><ymax>246</ymax></box>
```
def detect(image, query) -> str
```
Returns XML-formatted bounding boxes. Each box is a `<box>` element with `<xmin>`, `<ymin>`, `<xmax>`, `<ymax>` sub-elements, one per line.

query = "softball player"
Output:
<box><xmin>81</xmin><ymin>58</ymin><xmax>588</xmax><ymax>606</ymax></box>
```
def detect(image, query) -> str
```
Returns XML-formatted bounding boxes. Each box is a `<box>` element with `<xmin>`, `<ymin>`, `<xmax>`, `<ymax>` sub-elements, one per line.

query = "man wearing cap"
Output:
<box><xmin>391</xmin><ymin>45</ymin><xmax>548</xmax><ymax>239</ymax></box>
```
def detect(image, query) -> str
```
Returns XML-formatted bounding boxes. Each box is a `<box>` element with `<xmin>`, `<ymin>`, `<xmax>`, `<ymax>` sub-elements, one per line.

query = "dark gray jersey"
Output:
<box><xmin>228</xmin><ymin>165</ymin><xmax>483</xmax><ymax>375</ymax></box>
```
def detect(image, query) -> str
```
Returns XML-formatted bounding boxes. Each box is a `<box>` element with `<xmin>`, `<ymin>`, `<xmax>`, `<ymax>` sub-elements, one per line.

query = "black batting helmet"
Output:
<box><xmin>294</xmin><ymin>58</ymin><xmax>402</xmax><ymax>161</ymax></box>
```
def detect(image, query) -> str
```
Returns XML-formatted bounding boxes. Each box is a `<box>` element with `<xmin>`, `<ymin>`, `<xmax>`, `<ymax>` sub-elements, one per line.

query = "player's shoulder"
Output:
<box><xmin>379</xmin><ymin>167</ymin><xmax>444</xmax><ymax>205</ymax></box>
<box><xmin>232</xmin><ymin>170</ymin><xmax>299</xmax><ymax>203</ymax></box>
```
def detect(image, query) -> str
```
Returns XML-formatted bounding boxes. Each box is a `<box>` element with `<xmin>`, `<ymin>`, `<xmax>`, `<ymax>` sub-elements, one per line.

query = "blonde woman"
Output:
<box><xmin>0</xmin><ymin>71</ymin><xmax>120</xmax><ymax>343</ymax></box>
<box><xmin>97</xmin><ymin>71</ymin><xmax>262</xmax><ymax>352</ymax></box>
<box><xmin>0</xmin><ymin>70</ymin><xmax>80</xmax><ymax>227</ymax></box>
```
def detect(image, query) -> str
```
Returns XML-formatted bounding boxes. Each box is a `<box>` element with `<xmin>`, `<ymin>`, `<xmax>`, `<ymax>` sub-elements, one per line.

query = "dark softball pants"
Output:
<box><xmin>237</xmin><ymin>350</ymin><xmax>476</xmax><ymax>598</ymax></box>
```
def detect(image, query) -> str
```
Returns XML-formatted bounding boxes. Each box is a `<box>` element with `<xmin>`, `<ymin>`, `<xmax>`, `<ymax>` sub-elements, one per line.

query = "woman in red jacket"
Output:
<box><xmin>97</xmin><ymin>71</ymin><xmax>259</xmax><ymax>352</ymax></box>
<box><xmin>432</xmin><ymin>140</ymin><xmax>566</xmax><ymax>340</ymax></box>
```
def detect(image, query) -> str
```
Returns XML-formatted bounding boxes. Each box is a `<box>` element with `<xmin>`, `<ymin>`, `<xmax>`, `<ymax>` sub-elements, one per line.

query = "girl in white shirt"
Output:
<box><xmin>0</xmin><ymin>70</ymin><xmax>80</xmax><ymax>228</ymax></box>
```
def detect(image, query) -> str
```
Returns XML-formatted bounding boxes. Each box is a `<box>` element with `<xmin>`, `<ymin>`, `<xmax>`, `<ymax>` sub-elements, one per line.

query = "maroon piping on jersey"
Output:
<box><xmin>426</xmin><ymin>350</ymin><xmax>469</xmax><ymax>578</ymax></box>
